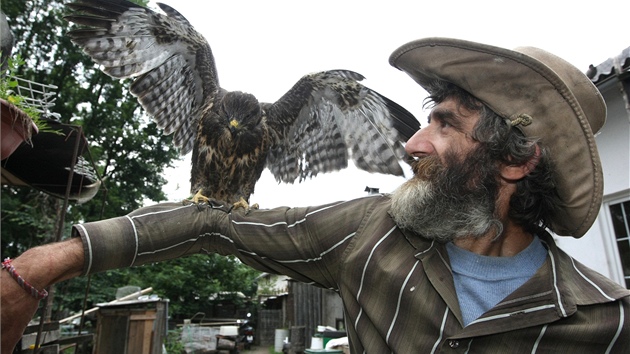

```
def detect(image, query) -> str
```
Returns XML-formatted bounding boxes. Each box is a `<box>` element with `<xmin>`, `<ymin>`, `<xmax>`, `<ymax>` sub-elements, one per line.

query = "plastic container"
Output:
<box><xmin>311</xmin><ymin>336</ymin><xmax>324</xmax><ymax>349</ymax></box>
<box><xmin>275</xmin><ymin>329</ymin><xmax>289</xmax><ymax>352</ymax></box>
<box><xmin>322</xmin><ymin>330</ymin><xmax>346</xmax><ymax>348</ymax></box>
<box><xmin>219</xmin><ymin>326</ymin><xmax>238</xmax><ymax>336</ymax></box>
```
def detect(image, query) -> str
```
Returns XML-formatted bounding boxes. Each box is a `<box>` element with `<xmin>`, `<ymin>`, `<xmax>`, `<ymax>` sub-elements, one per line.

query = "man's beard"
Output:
<box><xmin>390</xmin><ymin>147</ymin><xmax>503</xmax><ymax>243</ymax></box>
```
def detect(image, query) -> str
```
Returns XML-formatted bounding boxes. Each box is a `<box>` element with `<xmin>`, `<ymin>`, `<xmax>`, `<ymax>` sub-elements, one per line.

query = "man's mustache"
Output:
<box><xmin>410</xmin><ymin>155</ymin><xmax>444</xmax><ymax>181</ymax></box>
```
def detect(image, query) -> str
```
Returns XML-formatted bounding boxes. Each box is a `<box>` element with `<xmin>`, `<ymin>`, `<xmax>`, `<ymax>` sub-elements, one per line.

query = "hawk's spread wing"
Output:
<box><xmin>266</xmin><ymin>70</ymin><xmax>420</xmax><ymax>183</ymax></box>
<box><xmin>65</xmin><ymin>0</ymin><xmax>219</xmax><ymax>155</ymax></box>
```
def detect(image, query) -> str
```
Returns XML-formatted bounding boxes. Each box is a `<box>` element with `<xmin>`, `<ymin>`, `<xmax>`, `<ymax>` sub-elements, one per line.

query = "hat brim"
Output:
<box><xmin>389</xmin><ymin>37</ymin><xmax>606</xmax><ymax>238</ymax></box>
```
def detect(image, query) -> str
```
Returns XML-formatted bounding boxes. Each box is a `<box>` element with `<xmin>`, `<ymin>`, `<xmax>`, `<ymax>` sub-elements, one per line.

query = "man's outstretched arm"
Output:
<box><xmin>1</xmin><ymin>237</ymin><xmax>84</xmax><ymax>353</ymax></box>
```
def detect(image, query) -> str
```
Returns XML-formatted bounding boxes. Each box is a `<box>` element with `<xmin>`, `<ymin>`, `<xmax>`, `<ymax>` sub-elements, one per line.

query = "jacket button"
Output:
<box><xmin>448</xmin><ymin>340</ymin><xmax>460</xmax><ymax>348</ymax></box>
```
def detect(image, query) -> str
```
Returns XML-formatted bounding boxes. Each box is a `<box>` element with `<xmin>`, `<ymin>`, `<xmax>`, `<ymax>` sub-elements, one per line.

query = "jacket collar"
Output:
<box><xmin>401</xmin><ymin>227</ymin><xmax>629</xmax><ymax>335</ymax></box>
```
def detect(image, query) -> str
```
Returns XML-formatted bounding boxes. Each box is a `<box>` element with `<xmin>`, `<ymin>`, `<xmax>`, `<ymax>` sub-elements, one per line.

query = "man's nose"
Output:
<box><xmin>404</xmin><ymin>127</ymin><xmax>434</xmax><ymax>157</ymax></box>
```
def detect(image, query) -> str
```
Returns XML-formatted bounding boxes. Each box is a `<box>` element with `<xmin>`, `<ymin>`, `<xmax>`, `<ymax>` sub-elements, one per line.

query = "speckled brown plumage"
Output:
<box><xmin>65</xmin><ymin>0</ymin><xmax>421</xmax><ymax>206</ymax></box>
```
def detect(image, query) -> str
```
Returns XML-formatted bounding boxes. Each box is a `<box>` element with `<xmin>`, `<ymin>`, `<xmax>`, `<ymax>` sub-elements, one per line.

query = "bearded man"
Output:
<box><xmin>2</xmin><ymin>38</ymin><xmax>629</xmax><ymax>353</ymax></box>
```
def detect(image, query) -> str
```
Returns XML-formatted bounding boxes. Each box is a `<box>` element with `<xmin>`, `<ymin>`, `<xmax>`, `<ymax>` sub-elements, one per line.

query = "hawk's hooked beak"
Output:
<box><xmin>229</xmin><ymin>119</ymin><xmax>239</xmax><ymax>133</ymax></box>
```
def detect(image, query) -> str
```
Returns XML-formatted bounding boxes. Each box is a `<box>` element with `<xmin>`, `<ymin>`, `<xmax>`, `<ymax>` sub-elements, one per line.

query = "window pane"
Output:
<box><xmin>610</xmin><ymin>200</ymin><xmax>630</xmax><ymax>289</ymax></box>
<box><xmin>610</xmin><ymin>203</ymin><xmax>629</xmax><ymax>239</ymax></box>
<box><xmin>618</xmin><ymin>239</ymin><xmax>630</xmax><ymax>281</ymax></box>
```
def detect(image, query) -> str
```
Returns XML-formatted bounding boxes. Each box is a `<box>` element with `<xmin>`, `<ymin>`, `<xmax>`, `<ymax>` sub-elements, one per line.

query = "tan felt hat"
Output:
<box><xmin>389</xmin><ymin>37</ymin><xmax>606</xmax><ymax>238</ymax></box>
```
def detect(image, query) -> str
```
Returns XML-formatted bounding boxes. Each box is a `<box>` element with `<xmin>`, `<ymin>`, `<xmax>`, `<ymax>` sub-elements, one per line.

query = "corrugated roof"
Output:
<box><xmin>587</xmin><ymin>46</ymin><xmax>630</xmax><ymax>83</ymax></box>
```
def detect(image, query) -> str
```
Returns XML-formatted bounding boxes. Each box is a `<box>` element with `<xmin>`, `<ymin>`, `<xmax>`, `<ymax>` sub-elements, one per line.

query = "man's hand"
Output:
<box><xmin>1</xmin><ymin>238</ymin><xmax>84</xmax><ymax>352</ymax></box>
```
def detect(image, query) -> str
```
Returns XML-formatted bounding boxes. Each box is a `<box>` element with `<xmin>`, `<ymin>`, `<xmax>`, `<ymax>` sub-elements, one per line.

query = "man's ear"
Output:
<box><xmin>500</xmin><ymin>144</ymin><xmax>541</xmax><ymax>181</ymax></box>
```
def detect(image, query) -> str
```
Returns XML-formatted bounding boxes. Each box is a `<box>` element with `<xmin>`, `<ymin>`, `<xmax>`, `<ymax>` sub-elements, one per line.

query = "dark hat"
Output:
<box><xmin>389</xmin><ymin>37</ymin><xmax>606</xmax><ymax>238</ymax></box>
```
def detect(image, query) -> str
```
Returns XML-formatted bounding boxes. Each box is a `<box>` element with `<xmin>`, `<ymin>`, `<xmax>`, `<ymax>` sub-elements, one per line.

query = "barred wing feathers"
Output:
<box><xmin>266</xmin><ymin>70</ymin><xmax>420</xmax><ymax>183</ymax></box>
<box><xmin>65</xmin><ymin>0</ymin><xmax>219</xmax><ymax>155</ymax></box>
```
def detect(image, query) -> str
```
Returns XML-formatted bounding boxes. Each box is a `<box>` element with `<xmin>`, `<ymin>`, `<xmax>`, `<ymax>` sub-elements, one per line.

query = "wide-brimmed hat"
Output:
<box><xmin>389</xmin><ymin>37</ymin><xmax>606</xmax><ymax>238</ymax></box>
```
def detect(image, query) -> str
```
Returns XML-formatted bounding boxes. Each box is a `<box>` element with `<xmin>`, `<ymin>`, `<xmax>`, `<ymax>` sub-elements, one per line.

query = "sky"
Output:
<box><xmin>147</xmin><ymin>0</ymin><xmax>627</xmax><ymax>208</ymax></box>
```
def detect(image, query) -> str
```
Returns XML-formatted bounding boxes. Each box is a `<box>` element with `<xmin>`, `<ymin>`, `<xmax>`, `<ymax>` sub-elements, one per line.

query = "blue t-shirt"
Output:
<box><xmin>446</xmin><ymin>236</ymin><xmax>548</xmax><ymax>326</ymax></box>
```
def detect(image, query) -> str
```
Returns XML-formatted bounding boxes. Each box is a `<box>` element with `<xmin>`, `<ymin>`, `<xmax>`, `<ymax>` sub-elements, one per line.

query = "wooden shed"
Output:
<box><xmin>94</xmin><ymin>298</ymin><xmax>168</xmax><ymax>354</ymax></box>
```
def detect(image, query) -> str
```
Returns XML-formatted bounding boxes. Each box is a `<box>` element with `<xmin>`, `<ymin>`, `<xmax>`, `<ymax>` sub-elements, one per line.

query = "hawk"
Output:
<box><xmin>65</xmin><ymin>0</ymin><xmax>420</xmax><ymax>208</ymax></box>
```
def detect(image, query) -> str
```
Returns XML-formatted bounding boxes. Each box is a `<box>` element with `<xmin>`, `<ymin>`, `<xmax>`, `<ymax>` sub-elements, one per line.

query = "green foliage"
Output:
<box><xmin>0</xmin><ymin>189</ymin><xmax>62</xmax><ymax>255</ymax></box>
<box><xmin>134</xmin><ymin>254</ymin><xmax>260</xmax><ymax>316</ymax></box>
<box><xmin>1</xmin><ymin>0</ymin><xmax>261</xmax><ymax>323</ymax></box>
<box><xmin>0</xmin><ymin>53</ymin><xmax>60</xmax><ymax>135</ymax></box>
<box><xmin>0</xmin><ymin>55</ymin><xmax>34</xmax><ymax>114</ymax></box>
<box><xmin>54</xmin><ymin>254</ymin><xmax>260</xmax><ymax>322</ymax></box>
<box><xmin>165</xmin><ymin>328</ymin><xmax>185</xmax><ymax>354</ymax></box>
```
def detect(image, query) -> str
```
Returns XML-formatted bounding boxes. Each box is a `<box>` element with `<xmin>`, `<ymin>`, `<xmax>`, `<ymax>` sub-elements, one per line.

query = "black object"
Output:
<box><xmin>1</xmin><ymin>117</ymin><xmax>100</xmax><ymax>203</ymax></box>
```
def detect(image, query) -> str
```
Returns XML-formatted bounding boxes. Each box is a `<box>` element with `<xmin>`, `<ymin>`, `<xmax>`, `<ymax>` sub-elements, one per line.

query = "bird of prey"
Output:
<box><xmin>64</xmin><ymin>0</ymin><xmax>420</xmax><ymax>209</ymax></box>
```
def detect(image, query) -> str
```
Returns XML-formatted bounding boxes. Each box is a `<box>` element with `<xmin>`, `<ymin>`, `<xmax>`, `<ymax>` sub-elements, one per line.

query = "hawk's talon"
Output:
<box><xmin>183</xmin><ymin>190</ymin><xmax>212</xmax><ymax>208</ymax></box>
<box><xmin>192</xmin><ymin>190</ymin><xmax>210</xmax><ymax>204</ymax></box>
<box><xmin>231</xmin><ymin>197</ymin><xmax>258</xmax><ymax>214</ymax></box>
<box><xmin>244</xmin><ymin>203</ymin><xmax>259</xmax><ymax>215</ymax></box>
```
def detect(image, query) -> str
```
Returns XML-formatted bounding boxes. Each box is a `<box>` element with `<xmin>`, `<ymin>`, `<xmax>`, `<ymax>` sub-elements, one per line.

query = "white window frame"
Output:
<box><xmin>598</xmin><ymin>189</ymin><xmax>630</xmax><ymax>288</ymax></box>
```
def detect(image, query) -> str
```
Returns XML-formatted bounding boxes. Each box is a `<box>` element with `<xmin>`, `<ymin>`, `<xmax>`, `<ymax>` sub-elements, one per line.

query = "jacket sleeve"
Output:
<box><xmin>220</xmin><ymin>197</ymin><xmax>383</xmax><ymax>290</ymax></box>
<box><xmin>72</xmin><ymin>202</ymin><xmax>229</xmax><ymax>275</ymax></box>
<box><xmin>72</xmin><ymin>197</ymin><xmax>384</xmax><ymax>289</ymax></box>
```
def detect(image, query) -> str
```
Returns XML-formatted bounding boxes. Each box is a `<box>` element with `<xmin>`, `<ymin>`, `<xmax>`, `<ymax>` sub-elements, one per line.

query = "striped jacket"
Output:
<box><xmin>74</xmin><ymin>195</ymin><xmax>630</xmax><ymax>353</ymax></box>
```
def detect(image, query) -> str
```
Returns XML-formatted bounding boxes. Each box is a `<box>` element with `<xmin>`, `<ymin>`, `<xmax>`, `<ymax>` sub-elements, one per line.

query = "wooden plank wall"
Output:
<box><xmin>258</xmin><ymin>309</ymin><xmax>283</xmax><ymax>346</ymax></box>
<box><xmin>288</xmin><ymin>281</ymin><xmax>322</xmax><ymax>348</ymax></box>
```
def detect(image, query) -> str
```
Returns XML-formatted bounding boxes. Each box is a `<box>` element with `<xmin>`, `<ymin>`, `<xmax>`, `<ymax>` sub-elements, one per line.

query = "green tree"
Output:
<box><xmin>130</xmin><ymin>254</ymin><xmax>260</xmax><ymax>317</ymax></box>
<box><xmin>1</xmin><ymin>0</ymin><xmax>174</xmax><ymax>241</ymax></box>
<box><xmin>1</xmin><ymin>0</ymin><xmax>260</xmax><ymax>322</ymax></box>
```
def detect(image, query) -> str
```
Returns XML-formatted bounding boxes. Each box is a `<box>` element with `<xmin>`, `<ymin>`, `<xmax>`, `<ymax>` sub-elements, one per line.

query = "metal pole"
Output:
<box><xmin>34</xmin><ymin>125</ymin><xmax>82</xmax><ymax>353</ymax></box>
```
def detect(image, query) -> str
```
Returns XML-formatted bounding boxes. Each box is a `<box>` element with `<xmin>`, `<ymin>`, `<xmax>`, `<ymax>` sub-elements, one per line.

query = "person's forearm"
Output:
<box><xmin>1</xmin><ymin>237</ymin><xmax>84</xmax><ymax>353</ymax></box>
<box><xmin>10</xmin><ymin>237</ymin><xmax>85</xmax><ymax>288</ymax></box>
